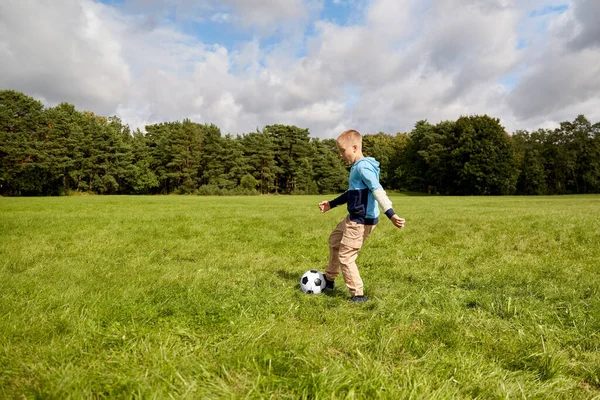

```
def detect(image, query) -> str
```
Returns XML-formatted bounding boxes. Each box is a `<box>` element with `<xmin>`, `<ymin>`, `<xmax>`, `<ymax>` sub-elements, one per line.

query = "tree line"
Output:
<box><xmin>1</xmin><ymin>90</ymin><xmax>599</xmax><ymax>196</ymax></box>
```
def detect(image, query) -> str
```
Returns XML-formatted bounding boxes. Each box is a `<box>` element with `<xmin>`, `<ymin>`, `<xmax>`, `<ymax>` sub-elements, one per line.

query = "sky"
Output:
<box><xmin>1</xmin><ymin>0</ymin><xmax>599</xmax><ymax>138</ymax></box>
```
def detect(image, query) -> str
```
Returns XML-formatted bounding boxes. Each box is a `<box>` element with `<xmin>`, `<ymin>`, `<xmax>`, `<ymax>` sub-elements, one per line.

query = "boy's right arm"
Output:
<box><xmin>329</xmin><ymin>191</ymin><xmax>348</xmax><ymax>208</ymax></box>
<box><xmin>319</xmin><ymin>191</ymin><xmax>348</xmax><ymax>213</ymax></box>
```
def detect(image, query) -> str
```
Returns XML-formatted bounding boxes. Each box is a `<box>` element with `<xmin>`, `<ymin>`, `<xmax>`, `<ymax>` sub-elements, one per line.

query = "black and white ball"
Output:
<box><xmin>300</xmin><ymin>270</ymin><xmax>326</xmax><ymax>294</ymax></box>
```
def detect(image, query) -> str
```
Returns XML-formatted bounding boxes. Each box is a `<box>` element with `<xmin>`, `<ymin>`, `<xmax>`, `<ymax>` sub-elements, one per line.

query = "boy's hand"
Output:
<box><xmin>319</xmin><ymin>201</ymin><xmax>331</xmax><ymax>213</ymax></box>
<box><xmin>391</xmin><ymin>215</ymin><xmax>405</xmax><ymax>228</ymax></box>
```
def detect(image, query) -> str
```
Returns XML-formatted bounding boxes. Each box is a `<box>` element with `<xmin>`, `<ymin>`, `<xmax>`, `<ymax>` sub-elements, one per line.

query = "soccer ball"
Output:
<box><xmin>300</xmin><ymin>270</ymin><xmax>326</xmax><ymax>294</ymax></box>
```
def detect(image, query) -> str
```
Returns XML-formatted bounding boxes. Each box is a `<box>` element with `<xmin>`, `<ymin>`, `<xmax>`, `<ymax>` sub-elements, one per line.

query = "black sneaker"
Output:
<box><xmin>323</xmin><ymin>277</ymin><xmax>335</xmax><ymax>291</ymax></box>
<box><xmin>349</xmin><ymin>295</ymin><xmax>367</xmax><ymax>303</ymax></box>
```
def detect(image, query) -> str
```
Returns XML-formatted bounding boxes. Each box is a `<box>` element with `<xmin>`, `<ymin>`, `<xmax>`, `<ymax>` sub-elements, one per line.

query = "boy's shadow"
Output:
<box><xmin>277</xmin><ymin>269</ymin><xmax>302</xmax><ymax>291</ymax></box>
<box><xmin>277</xmin><ymin>269</ymin><xmax>299</xmax><ymax>282</ymax></box>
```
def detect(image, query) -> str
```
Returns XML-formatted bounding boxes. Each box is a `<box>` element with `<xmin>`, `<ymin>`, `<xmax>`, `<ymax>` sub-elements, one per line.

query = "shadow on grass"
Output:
<box><xmin>277</xmin><ymin>269</ymin><xmax>300</xmax><ymax>282</ymax></box>
<box><xmin>322</xmin><ymin>289</ymin><xmax>347</xmax><ymax>299</ymax></box>
<box><xmin>277</xmin><ymin>269</ymin><xmax>304</xmax><ymax>292</ymax></box>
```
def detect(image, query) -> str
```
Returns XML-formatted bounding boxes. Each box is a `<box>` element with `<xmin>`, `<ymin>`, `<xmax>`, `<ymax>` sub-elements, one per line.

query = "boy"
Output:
<box><xmin>318</xmin><ymin>129</ymin><xmax>405</xmax><ymax>303</ymax></box>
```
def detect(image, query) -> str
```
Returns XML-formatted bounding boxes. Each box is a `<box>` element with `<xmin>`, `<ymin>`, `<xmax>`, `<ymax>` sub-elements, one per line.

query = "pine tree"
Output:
<box><xmin>311</xmin><ymin>138</ymin><xmax>347</xmax><ymax>194</ymax></box>
<box><xmin>265</xmin><ymin>124</ymin><xmax>311</xmax><ymax>193</ymax></box>
<box><xmin>0</xmin><ymin>90</ymin><xmax>46</xmax><ymax>195</ymax></box>
<box><xmin>41</xmin><ymin>103</ymin><xmax>87</xmax><ymax>194</ymax></box>
<box><xmin>129</xmin><ymin>128</ymin><xmax>159</xmax><ymax>194</ymax></box>
<box><xmin>241</xmin><ymin>131</ymin><xmax>278</xmax><ymax>194</ymax></box>
<box><xmin>512</xmin><ymin>130</ymin><xmax>548</xmax><ymax>195</ymax></box>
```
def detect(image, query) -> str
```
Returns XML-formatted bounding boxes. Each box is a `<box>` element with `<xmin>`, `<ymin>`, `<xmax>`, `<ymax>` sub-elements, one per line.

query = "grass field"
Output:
<box><xmin>1</xmin><ymin>194</ymin><xmax>599</xmax><ymax>399</ymax></box>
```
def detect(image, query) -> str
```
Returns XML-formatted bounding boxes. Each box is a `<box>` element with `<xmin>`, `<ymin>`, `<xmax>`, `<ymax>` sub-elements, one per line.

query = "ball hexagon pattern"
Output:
<box><xmin>300</xmin><ymin>270</ymin><xmax>326</xmax><ymax>294</ymax></box>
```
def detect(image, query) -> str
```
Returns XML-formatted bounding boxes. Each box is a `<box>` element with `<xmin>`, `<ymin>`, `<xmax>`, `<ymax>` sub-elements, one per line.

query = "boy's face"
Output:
<box><xmin>336</xmin><ymin>139</ymin><xmax>356</xmax><ymax>164</ymax></box>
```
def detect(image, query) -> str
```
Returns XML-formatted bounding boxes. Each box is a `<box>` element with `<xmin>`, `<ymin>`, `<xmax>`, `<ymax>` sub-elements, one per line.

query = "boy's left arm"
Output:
<box><xmin>360</xmin><ymin>166</ymin><xmax>405</xmax><ymax>229</ymax></box>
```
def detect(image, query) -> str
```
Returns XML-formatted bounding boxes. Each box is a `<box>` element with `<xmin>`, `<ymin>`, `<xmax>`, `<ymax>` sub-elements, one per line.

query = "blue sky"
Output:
<box><xmin>529</xmin><ymin>4</ymin><xmax>569</xmax><ymax>17</ymax></box>
<box><xmin>97</xmin><ymin>0</ymin><xmax>361</xmax><ymax>56</ymax></box>
<box><xmin>1</xmin><ymin>0</ymin><xmax>598</xmax><ymax>137</ymax></box>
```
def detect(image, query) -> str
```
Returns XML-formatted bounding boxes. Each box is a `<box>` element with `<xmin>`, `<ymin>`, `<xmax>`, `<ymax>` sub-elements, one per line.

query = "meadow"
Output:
<box><xmin>1</xmin><ymin>194</ymin><xmax>599</xmax><ymax>399</ymax></box>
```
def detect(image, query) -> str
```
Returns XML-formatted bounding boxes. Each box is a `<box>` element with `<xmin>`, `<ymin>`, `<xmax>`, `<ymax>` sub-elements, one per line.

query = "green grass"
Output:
<box><xmin>1</xmin><ymin>194</ymin><xmax>599</xmax><ymax>399</ymax></box>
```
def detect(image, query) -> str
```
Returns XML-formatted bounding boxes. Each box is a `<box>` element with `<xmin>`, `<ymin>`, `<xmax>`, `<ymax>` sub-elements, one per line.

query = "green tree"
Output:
<box><xmin>73</xmin><ymin>113</ymin><xmax>133</xmax><ymax>194</ymax></box>
<box><xmin>386</xmin><ymin>133</ymin><xmax>410</xmax><ymax>190</ymax></box>
<box><xmin>266</xmin><ymin>124</ymin><xmax>311</xmax><ymax>193</ymax></box>
<box><xmin>129</xmin><ymin>128</ymin><xmax>159</xmax><ymax>194</ymax></box>
<box><xmin>41</xmin><ymin>103</ymin><xmax>88</xmax><ymax>194</ymax></box>
<box><xmin>311</xmin><ymin>138</ymin><xmax>347</xmax><ymax>194</ymax></box>
<box><xmin>558</xmin><ymin>115</ymin><xmax>600</xmax><ymax>193</ymax></box>
<box><xmin>216</xmin><ymin>134</ymin><xmax>249</xmax><ymax>190</ymax></box>
<box><xmin>445</xmin><ymin>115</ymin><xmax>517</xmax><ymax>195</ymax></box>
<box><xmin>240</xmin><ymin>131</ymin><xmax>278</xmax><ymax>194</ymax></box>
<box><xmin>146</xmin><ymin>120</ymin><xmax>204</xmax><ymax>193</ymax></box>
<box><xmin>399</xmin><ymin>120</ymin><xmax>448</xmax><ymax>193</ymax></box>
<box><xmin>512</xmin><ymin>130</ymin><xmax>548</xmax><ymax>195</ymax></box>
<box><xmin>198</xmin><ymin>125</ymin><xmax>248</xmax><ymax>188</ymax></box>
<box><xmin>99</xmin><ymin>116</ymin><xmax>134</xmax><ymax>194</ymax></box>
<box><xmin>146</xmin><ymin>122</ymin><xmax>171</xmax><ymax>193</ymax></box>
<box><xmin>169</xmin><ymin>120</ymin><xmax>203</xmax><ymax>193</ymax></box>
<box><xmin>542</xmin><ymin>127</ymin><xmax>576</xmax><ymax>194</ymax></box>
<box><xmin>240</xmin><ymin>174</ymin><xmax>258</xmax><ymax>191</ymax></box>
<box><xmin>362</xmin><ymin>133</ymin><xmax>396</xmax><ymax>187</ymax></box>
<box><xmin>0</xmin><ymin>90</ymin><xmax>46</xmax><ymax>195</ymax></box>
<box><xmin>199</xmin><ymin>124</ymin><xmax>225</xmax><ymax>188</ymax></box>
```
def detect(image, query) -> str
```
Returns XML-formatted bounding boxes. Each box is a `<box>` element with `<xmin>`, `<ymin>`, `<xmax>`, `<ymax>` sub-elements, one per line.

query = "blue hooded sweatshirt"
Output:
<box><xmin>329</xmin><ymin>157</ymin><xmax>382</xmax><ymax>225</ymax></box>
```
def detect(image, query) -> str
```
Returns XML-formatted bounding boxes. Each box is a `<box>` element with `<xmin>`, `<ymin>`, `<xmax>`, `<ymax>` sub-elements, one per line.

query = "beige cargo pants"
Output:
<box><xmin>326</xmin><ymin>215</ymin><xmax>375</xmax><ymax>296</ymax></box>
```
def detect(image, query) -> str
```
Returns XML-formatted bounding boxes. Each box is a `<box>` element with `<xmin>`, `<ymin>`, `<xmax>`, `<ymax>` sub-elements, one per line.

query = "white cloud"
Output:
<box><xmin>506</xmin><ymin>0</ymin><xmax>600</xmax><ymax>129</ymax></box>
<box><xmin>121</xmin><ymin>0</ymin><xmax>317</xmax><ymax>35</ymax></box>
<box><xmin>0</xmin><ymin>0</ymin><xmax>130</xmax><ymax>115</ymax></box>
<box><xmin>225</xmin><ymin>0</ymin><xmax>308</xmax><ymax>30</ymax></box>
<box><xmin>568</xmin><ymin>0</ymin><xmax>600</xmax><ymax>50</ymax></box>
<box><xmin>1</xmin><ymin>0</ymin><xmax>598</xmax><ymax>138</ymax></box>
<box><xmin>210</xmin><ymin>13</ymin><xmax>230</xmax><ymax>23</ymax></box>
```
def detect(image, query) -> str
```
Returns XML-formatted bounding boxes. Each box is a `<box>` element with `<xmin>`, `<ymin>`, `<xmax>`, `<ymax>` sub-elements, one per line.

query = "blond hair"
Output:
<box><xmin>337</xmin><ymin>129</ymin><xmax>362</xmax><ymax>147</ymax></box>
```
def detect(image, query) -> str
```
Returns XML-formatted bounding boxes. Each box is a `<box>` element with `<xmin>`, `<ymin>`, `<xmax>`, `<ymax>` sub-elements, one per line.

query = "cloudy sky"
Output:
<box><xmin>1</xmin><ymin>0</ymin><xmax>599</xmax><ymax>138</ymax></box>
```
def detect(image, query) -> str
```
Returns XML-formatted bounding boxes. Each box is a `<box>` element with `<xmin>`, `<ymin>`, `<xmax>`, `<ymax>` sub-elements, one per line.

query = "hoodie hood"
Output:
<box><xmin>354</xmin><ymin>157</ymin><xmax>380</xmax><ymax>170</ymax></box>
